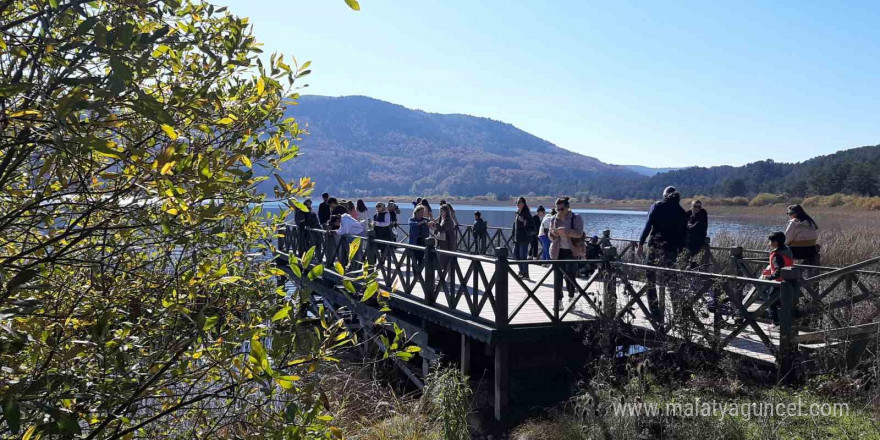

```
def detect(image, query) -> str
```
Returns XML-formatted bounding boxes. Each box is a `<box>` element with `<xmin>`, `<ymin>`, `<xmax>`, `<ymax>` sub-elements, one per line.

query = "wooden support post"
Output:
<box><xmin>778</xmin><ymin>267</ymin><xmax>801</xmax><ymax>382</ymax></box>
<box><xmin>461</xmin><ymin>334</ymin><xmax>471</xmax><ymax>376</ymax></box>
<box><xmin>494</xmin><ymin>342</ymin><xmax>510</xmax><ymax>422</ymax></box>
<box><xmin>365</xmin><ymin>230</ymin><xmax>377</xmax><ymax>267</ymax></box>
<box><xmin>602</xmin><ymin>246</ymin><xmax>618</xmax><ymax>320</ymax></box>
<box><xmin>275</xmin><ymin>225</ymin><xmax>289</xmax><ymax>286</ymax></box>
<box><xmin>424</xmin><ymin>238</ymin><xmax>437</xmax><ymax>305</ymax></box>
<box><xmin>325</xmin><ymin>232</ymin><xmax>335</xmax><ymax>267</ymax></box>
<box><xmin>729</xmin><ymin>246</ymin><xmax>744</xmax><ymax>276</ymax></box>
<box><xmin>494</xmin><ymin>247</ymin><xmax>509</xmax><ymax>327</ymax></box>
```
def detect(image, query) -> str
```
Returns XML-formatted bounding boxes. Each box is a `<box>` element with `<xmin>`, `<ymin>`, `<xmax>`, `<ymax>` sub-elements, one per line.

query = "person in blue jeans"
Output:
<box><xmin>538</xmin><ymin>208</ymin><xmax>553</xmax><ymax>260</ymax></box>
<box><xmin>512</xmin><ymin>197</ymin><xmax>533</xmax><ymax>280</ymax></box>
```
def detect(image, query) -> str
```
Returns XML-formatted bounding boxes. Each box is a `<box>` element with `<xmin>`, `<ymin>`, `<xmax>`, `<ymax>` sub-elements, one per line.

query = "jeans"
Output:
<box><xmin>554</xmin><ymin>248</ymin><xmax>578</xmax><ymax>298</ymax></box>
<box><xmin>645</xmin><ymin>246</ymin><xmax>679</xmax><ymax>324</ymax></box>
<box><xmin>475</xmin><ymin>233</ymin><xmax>488</xmax><ymax>255</ymax></box>
<box><xmin>514</xmin><ymin>242</ymin><xmax>530</xmax><ymax>276</ymax></box>
<box><xmin>539</xmin><ymin>235</ymin><xmax>551</xmax><ymax>260</ymax></box>
<box><xmin>529</xmin><ymin>235</ymin><xmax>539</xmax><ymax>258</ymax></box>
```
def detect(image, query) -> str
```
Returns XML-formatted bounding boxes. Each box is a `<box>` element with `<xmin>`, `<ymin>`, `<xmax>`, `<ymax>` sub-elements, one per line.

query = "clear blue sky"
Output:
<box><xmin>217</xmin><ymin>0</ymin><xmax>880</xmax><ymax>167</ymax></box>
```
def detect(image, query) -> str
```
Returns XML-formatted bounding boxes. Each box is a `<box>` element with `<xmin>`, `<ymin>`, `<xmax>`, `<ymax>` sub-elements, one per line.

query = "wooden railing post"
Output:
<box><xmin>424</xmin><ymin>238</ymin><xmax>437</xmax><ymax>305</ymax></box>
<box><xmin>365</xmin><ymin>230</ymin><xmax>377</xmax><ymax>267</ymax></box>
<box><xmin>729</xmin><ymin>246</ymin><xmax>744</xmax><ymax>276</ymax></box>
<box><xmin>602</xmin><ymin>246</ymin><xmax>618</xmax><ymax>320</ymax></box>
<box><xmin>778</xmin><ymin>267</ymin><xmax>801</xmax><ymax>382</ymax></box>
<box><xmin>325</xmin><ymin>232</ymin><xmax>335</xmax><ymax>267</ymax></box>
<box><xmin>494</xmin><ymin>247</ymin><xmax>509</xmax><ymax>327</ymax></box>
<box><xmin>275</xmin><ymin>225</ymin><xmax>289</xmax><ymax>286</ymax></box>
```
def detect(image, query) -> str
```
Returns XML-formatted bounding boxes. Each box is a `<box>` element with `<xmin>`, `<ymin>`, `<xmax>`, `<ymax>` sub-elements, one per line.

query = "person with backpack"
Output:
<box><xmin>549</xmin><ymin>197</ymin><xmax>585</xmax><ymax>304</ymax></box>
<box><xmin>473</xmin><ymin>211</ymin><xmax>489</xmax><ymax>255</ymax></box>
<box><xmin>529</xmin><ymin>206</ymin><xmax>545</xmax><ymax>259</ymax></box>
<box><xmin>512</xmin><ymin>197</ymin><xmax>533</xmax><ymax>280</ymax></box>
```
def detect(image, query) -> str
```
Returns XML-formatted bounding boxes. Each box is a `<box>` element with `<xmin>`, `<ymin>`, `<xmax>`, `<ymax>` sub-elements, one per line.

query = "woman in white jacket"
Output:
<box><xmin>784</xmin><ymin>204</ymin><xmax>819</xmax><ymax>265</ymax></box>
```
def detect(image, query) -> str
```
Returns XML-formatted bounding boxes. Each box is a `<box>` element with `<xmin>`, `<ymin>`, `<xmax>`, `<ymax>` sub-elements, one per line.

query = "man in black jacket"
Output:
<box><xmin>637</xmin><ymin>186</ymin><xmax>688</xmax><ymax>323</ymax></box>
<box><xmin>317</xmin><ymin>193</ymin><xmax>331</xmax><ymax>226</ymax></box>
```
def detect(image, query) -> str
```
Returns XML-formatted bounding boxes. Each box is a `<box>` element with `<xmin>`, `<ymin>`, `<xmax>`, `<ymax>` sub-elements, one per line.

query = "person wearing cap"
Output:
<box><xmin>637</xmin><ymin>186</ymin><xmax>688</xmax><ymax>322</ymax></box>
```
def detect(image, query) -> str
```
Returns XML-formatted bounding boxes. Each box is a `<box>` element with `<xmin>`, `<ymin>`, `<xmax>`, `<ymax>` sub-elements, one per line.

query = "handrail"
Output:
<box><xmin>803</xmin><ymin>256</ymin><xmax>880</xmax><ymax>283</ymax></box>
<box><xmin>610</xmin><ymin>261</ymin><xmax>782</xmax><ymax>287</ymax></box>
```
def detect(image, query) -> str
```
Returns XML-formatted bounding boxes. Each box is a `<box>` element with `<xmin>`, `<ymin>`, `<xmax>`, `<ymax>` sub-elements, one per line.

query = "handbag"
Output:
<box><xmin>569</xmin><ymin>214</ymin><xmax>586</xmax><ymax>258</ymax></box>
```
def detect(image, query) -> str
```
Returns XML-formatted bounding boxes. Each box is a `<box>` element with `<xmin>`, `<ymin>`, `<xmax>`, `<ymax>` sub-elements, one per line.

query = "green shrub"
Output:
<box><xmin>423</xmin><ymin>367</ymin><xmax>472</xmax><ymax>440</ymax></box>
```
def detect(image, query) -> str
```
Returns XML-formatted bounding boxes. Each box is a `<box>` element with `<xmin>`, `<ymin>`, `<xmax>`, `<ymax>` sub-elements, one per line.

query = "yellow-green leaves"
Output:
<box><xmin>345</xmin><ymin>0</ymin><xmax>361</xmax><ymax>11</ymax></box>
<box><xmin>160</xmin><ymin>124</ymin><xmax>178</xmax><ymax>140</ymax></box>
<box><xmin>272</xmin><ymin>304</ymin><xmax>292</xmax><ymax>322</ymax></box>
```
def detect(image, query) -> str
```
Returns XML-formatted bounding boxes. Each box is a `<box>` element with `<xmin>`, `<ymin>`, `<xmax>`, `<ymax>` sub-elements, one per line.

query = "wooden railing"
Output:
<box><xmin>277</xmin><ymin>223</ymin><xmax>880</xmax><ymax>375</ymax></box>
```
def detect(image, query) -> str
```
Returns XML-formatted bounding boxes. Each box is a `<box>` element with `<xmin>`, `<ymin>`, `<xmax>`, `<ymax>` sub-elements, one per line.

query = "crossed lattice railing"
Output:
<box><xmin>276</xmin><ymin>223</ymin><xmax>880</xmax><ymax>374</ymax></box>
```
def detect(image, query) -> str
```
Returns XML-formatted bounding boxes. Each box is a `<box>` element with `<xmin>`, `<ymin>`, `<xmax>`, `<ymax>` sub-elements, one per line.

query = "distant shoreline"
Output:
<box><xmin>364</xmin><ymin>195</ymin><xmax>651</xmax><ymax>211</ymax></box>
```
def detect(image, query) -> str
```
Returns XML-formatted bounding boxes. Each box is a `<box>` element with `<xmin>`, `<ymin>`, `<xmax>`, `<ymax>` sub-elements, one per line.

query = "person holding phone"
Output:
<box><xmin>548</xmin><ymin>197</ymin><xmax>585</xmax><ymax>305</ymax></box>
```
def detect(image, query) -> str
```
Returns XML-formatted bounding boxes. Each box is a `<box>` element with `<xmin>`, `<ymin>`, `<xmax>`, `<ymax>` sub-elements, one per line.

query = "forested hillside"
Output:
<box><xmin>271</xmin><ymin>95</ymin><xmax>642</xmax><ymax>197</ymax></box>
<box><xmin>620</xmin><ymin>145</ymin><xmax>880</xmax><ymax>199</ymax></box>
<box><xmin>270</xmin><ymin>95</ymin><xmax>879</xmax><ymax>200</ymax></box>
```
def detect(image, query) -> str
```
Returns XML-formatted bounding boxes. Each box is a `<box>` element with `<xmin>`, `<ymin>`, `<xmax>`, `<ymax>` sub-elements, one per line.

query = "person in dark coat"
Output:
<box><xmin>318</xmin><ymin>193</ymin><xmax>331</xmax><ymax>226</ymax></box>
<box><xmin>685</xmin><ymin>199</ymin><xmax>708</xmax><ymax>257</ymax></box>
<box><xmin>473</xmin><ymin>211</ymin><xmax>488</xmax><ymax>255</ymax></box>
<box><xmin>637</xmin><ymin>186</ymin><xmax>688</xmax><ymax>322</ymax></box>
<box><xmin>512</xmin><ymin>197</ymin><xmax>533</xmax><ymax>280</ymax></box>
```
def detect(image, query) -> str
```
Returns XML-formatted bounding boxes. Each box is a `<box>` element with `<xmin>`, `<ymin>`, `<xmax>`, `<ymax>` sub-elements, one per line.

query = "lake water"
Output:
<box><xmin>268</xmin><ymin>201</ymin><xmax>783</xmax><ymax>244</ymax></box>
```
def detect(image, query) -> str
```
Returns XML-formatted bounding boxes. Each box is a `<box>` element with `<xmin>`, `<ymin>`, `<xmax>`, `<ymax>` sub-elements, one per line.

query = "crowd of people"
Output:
<box><xmin>294</xmin><ymin>189</ymin><xmax>820</xmax><ymax>322</ymax></box>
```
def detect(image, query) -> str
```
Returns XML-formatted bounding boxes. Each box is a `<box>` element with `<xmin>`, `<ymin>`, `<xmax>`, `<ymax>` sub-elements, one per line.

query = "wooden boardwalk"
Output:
<box><xmin>371</xmin><ymin>252</ymin><xmax>783</xmax><ymax>364</ymax></box>
<box><xmin>279</xmin><ymin>223</ymin><xmax>880</xmax><ymax>421</ymax></box>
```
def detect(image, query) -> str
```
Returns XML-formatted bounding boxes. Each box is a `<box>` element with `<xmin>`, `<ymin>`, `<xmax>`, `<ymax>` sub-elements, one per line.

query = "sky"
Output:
<box><xmin>217</xmin><ymin>0</ymin><xmax>880</xmax><ymax>168</ymax></box>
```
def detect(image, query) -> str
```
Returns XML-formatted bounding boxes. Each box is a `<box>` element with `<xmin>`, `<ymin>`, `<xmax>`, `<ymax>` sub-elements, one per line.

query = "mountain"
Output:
<box><xmin>621</xmin><ymin>165</ymin><xmax>681</xmax><ymax>177</ymax></box>
<box><xmin>616</xmin><ymin>145</ymin><xmax>880</xmax><ymax>199</ymax></box>
<box><xmin>270</xmin><ymin>95</ymin><xmax>880</xmax><ymax>200</ymax></box>
<box><xmin>272</xmin><ymin>95</ymin><xmax>643</xmax><ymax>198</ymax></box>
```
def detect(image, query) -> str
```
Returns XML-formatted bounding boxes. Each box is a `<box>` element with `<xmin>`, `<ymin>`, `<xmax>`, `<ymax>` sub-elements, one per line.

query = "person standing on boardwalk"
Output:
<box><xmin>408</xmin><ymin>205</ymin><xmax>431</xmax><ymax>266</ymax></box>
<box><xmin>318</xmin><ymin>193</ymin><xmax>332</xmax><ymax>226</ymax></box>
<box><xmin>356</xmin><ymin>199</ymin><xmax>370</xmax><ymax>229</ymax></box>
<box><xmin>784</xmin><ymin>204</ymin><xmax>819</xmax><ymax>266</ymax></box>
<box><xmin>372</xmin><ymin>202</ymin><xmax>394</xmax><ymax>241</ymax></box>
<box><xmin>387</xmin><ymin>199</ymin><xmax>400</xmax><ymax>239</ymax></box>
<box><xmin>549</xmin><ymin>197</ymin><xmax>585</xmax><ymax>304</ymax></box>
<box><xmin>372</xmin><ymin>202</ymin><xmax>394</xmax><ymax>261</ymax></box>
<box><xmin>637</xmin><ymin>186</ymin><xmax>688</xmax><ymax>323</ymax></box>
<box><xmin>420</xmin><ymin>198</ymin><xmax>434</xmax><ymax>220</ymax></box>
<box><xmin>513</xmin><ymin>197</ymin><xmax>533</xmax><ymax>280</ymax></box>
<box><xmin>473</xmin><ymin>211</ymin><xmax>489</xmax><ymax>255</ymax></box>
<box><xmin>335</xmin><ymin>201</ymin><xmax>366</xmax><ymax>267</ymax></box>
<box><xmin>762</xmin><ymin>231</ymin><xmax>794</xmax><ymax>326</ymax></box>
<box><xmin>538</xmin><ymin>207</ymin><xmax>554</xmax><ymax>261</ymax></box>
<box><xmin>435</xmin><ymin>204</ymin><xmax>457</xmax><ymax>277</ymax></box>
<box><xmin>685</xmin><ymin>199</ymin><xmax>709</xmax><ymax>263</ymax></box>
<box><xmin>529</xmin><ymin>206</ymin><xmax>545</xmax><ymax>260</ymax></box>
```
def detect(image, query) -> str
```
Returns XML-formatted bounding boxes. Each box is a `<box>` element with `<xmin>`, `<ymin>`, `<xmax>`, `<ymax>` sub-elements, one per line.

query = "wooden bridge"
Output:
<box><xmin>275</xmin><ymin>222</ymin><xmax>880</xmax><ymax>421</ymax></box>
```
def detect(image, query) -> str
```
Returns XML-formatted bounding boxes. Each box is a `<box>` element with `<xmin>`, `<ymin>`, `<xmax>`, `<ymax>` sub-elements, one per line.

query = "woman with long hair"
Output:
<box><xmin>512</xmin><ymin>196</ymin><xmax>533</xmax><ymax>280</ymax></box>
<box><xmin>420</xmin><ymin>198</ymin><xmax>433</xmax><ymax>220</ymax></box>
<box><xmin>356</xmin><ymin>199</ymin><xmax>369</xmax><ymax>229</ymax></box>
<box><xmin>784</xmin><ymin>204</ymin><xmax>820</xmax><ymax>265</ymax></box>
<box><xmin>435</xmin><ymin>204</ymin><xmax>457</xmax><ymax>275</ymax></box>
